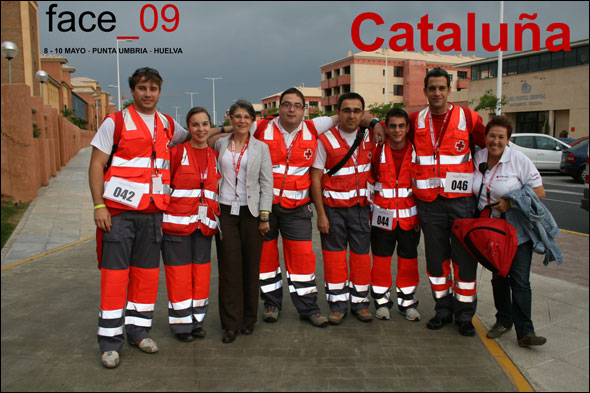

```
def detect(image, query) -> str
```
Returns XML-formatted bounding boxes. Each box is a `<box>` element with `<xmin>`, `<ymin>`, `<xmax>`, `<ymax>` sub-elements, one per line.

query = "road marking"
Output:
<box><xmin>545</xmin><ymin>189</ymin><xmax>582</xmax><ymax>196</ymax></box>
<box><xmin>544</xmin><ymin>198</ymin><xmax>583</xmax><ymax>205</ymax></box>
<box><xmin>1</xmin><ymin>236</ymin><xmax>95</xmax><ymax>272</ymax></box>
<box><xmin>561</xmin><ymin>229</ymin><xmax>589</xmax><ymax>237</ymax></box>
<box><xmin>473</xmin><ymin>317</ymin><xmax>534</xmax><ymax>392</ymax></box>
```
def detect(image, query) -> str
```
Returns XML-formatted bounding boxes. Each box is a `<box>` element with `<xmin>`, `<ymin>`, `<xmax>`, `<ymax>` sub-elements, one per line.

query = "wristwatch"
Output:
<box><xmin>259</xmin><ymin>215</ymin><xmax>270</xmax><ymax>223</ymax></box>
<box><xmin>369</xmin><ymin>118</ymin><xmax>380</xmax><ymax>129</ymax></box>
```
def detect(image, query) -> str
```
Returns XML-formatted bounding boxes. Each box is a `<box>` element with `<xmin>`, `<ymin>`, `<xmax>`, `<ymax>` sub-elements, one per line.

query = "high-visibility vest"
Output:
<box><xmin>319</xmin><ymin>127</ymin><xmax>375</xmax><ymax>208</ymax></box>
<box><xmin>162</xmin><ymin>143</ymin><xmax>221</xmax><ymax>236</ymax></box>
<box><xmin>254</xmin><ymin>118</ymin><xmax>318</xmax><ymax>209</ymax></box>
<box><xmin>103</xmin><ymin>105</ymin><xmax>174</xmax><ymax>211</ymax></box>
<box><xmin>411</xmin><ymin>105</ymin><xmax>474</xmax><ymax>202</ymax></box>
<box><xmin>372</xmin><ymin>143</ymin><xmax>418</xmax><ymax>230</ymax></box>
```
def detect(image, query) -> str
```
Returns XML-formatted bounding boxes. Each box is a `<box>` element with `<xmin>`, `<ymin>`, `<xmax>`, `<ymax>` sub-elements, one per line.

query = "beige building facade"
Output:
<box><xmin>460</xmin><ymin>39</ymin><xmax>589</xmax><ymax>138</ymax></box>
<box><xmin>261</xmin><ymin>86</ymin><xmax>322</xmax><ymax>119</ymax></box>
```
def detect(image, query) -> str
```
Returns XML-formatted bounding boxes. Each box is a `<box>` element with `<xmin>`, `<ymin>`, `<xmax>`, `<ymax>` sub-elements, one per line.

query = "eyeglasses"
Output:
<box><xmin>387</xmin><ymin>123</ymin><xmax>407</xmax><ymax>129</ymax></box>
<box><xmin>280</xmin><ymin>102</ymin><xmax>304</xmax><ymax>110</ymax></box>
<box><xmin>341</xmin><ymin>108</ymin><xmax>363</xmax><ymax>115</ymax></box>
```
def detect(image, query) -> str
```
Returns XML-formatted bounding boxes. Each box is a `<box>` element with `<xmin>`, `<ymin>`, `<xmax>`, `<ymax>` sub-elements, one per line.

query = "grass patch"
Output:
<box><xmin>1</xmin><ymin>199</ymin><xmax>30</xmax><ymax>249</ymax></box>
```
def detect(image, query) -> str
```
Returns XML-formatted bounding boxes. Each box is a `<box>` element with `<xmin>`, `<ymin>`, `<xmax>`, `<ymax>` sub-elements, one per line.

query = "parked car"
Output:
<box><xmin>509</xmin><ymin>133</ymin><xmax>570</xmax><ymax>171</ymax></box>
<box><xmin>582</xmin><ymin>144</ymin><xmax>589</xmax><ymax>211</ymax></box>
<box><xmin>561</xmin><ymin>138</ymin><xmax>589</xmax><ymax>183</ymax></box>
<box><xmin>558</xmin><ymin>137</ymin><xmax>575</xmax><ymax>144</ymax></box>
<box><xmin>569</xmin><ymin>136</ymin><xmax>589</xmax><ymax>147</ymax></box>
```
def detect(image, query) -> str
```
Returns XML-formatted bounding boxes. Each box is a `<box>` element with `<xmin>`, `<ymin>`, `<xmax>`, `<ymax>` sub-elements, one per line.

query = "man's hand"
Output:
<box><xmin>373</xmin><ymin>122</ymin><xmax>386</xmax><ymax>144</ymax></box>
<box><xmin>94</xmin><ymin>206</ymin><xmax>112</xmax><ymax>232</ymax></box>
<box><xmin>258</xmin><ymin>221</ymin><xmax>270</xmax><ymax>237</ymax></box>
<box><xmin>317</xmin><ymin>214</ymin><xmax>330</xmax><ymax>234</ymax></box>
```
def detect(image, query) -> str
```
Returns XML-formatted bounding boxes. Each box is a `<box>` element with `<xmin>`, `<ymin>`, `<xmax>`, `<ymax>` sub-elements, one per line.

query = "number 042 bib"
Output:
<box><xmin>103</xmin><ymin>176</ymin><xmax>145</xmax><ymax>208</ymax></box>
<box><xmin>443</xmin><ymin>172</ymin><xmax>473</xmax><ymax>194</ymax></box>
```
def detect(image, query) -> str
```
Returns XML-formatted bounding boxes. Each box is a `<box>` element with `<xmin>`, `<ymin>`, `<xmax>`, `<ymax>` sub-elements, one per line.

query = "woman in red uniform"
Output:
<box><xmin>161</xmin><ymin>107</ymin><xmax>221</xmax><ymax>342</ymax></box>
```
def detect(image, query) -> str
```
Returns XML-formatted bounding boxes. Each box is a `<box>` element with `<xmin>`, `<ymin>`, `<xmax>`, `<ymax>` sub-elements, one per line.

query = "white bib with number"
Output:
<box><xmin>443</xmin><ymin>172</ymin><xmax>473</xmax><ymax>194</ymax></box>
<box><xmin>103</xmin><ymin>177</ymin><xmax>144</xmax><ymax>208</ymax></box>
<box><xmin>371</xmin><ymin>206</ymin><xmax>394</xmax><ymax>230</ymax></box>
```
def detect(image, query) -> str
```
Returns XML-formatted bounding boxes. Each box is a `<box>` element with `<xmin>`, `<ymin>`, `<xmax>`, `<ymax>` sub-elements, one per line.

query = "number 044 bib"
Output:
<box><xmin>443</xmin><ymin>172</ymin><xmax>473</xmax><ymax>194</ymax></box>
<box><xmin>103</xmin><ymin>176</ymin><xmax>145</xmax><ymax>208</ymax></box>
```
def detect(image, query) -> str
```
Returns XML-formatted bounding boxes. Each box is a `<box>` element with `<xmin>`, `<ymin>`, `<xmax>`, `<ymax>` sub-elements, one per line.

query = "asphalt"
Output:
<box><xmin>1</xmin><ymin>146</ymin><xmax>588</xmax><ymax>392</ymax></box>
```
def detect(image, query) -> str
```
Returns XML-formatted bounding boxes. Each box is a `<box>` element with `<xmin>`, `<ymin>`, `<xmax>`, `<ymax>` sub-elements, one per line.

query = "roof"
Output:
<box><xmin>321</xmin><ymin>49</ymin><xmax>481</xmax><ymax>69</ymax></box>
<box><xmin>40</xmin><ymin>54</ymin><xmax>68</xmax><ymax>64</ymax></box>
<box><xmin>262</xmin><ymin>86</ymin><xmax>322</xmax><ymax>100</ymax></box>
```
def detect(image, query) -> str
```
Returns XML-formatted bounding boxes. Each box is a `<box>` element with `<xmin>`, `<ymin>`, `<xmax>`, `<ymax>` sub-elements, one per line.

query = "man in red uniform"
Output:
<box><xmin>311</xmin><ymin>92</ymin><xmax>375</xmax><ymax>325</ymax></box>
<box><xmin>409</xmin><ymin>68</ymin><xmax>485</xmax><ymax>336</ymax></box>
<box><xmin>371</xmin><ymin>108</ymin><xmax>421</xmax><ymax>322</ymax></box>
<box><xmin>89</xmin><ymin>67</ymin><xmax>189</xmax><ymax>368</ymax></box>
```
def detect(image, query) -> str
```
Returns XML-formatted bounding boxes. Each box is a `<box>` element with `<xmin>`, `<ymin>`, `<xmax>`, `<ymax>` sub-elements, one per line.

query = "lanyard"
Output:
<box><xmin>428</xmin><ymin>103</ymin><xmax>453</xmax><ymax>159</ymax></box>
<box><xmin>285</xmin><ymin>129</ymin><xmax>301</xmax><ymax>165</ymax></box>
<box><xmin>151</xmin><ymin>117</ymin><xmax>159</xmax><ymax>174</ymax></box>
<box><xmin>231</xmin><ymin>137</ymin><xmax>248</xmax><ymax>198</ymax></box>
<box><xmin>484</xmin><ymin>162</ymin><xmax>502</xmax><ymax>204</ymax></box>
<box><xmin>192</xmin><ymin>147</ymin><xmax>209</xmax><ymax>203</ymax></box>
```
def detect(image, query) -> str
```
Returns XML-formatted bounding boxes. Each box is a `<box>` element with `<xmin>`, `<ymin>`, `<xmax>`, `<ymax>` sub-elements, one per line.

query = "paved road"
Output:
<box><xmin>541</xmin><ymin>174</ymin><xmax>588</xmax><ymax>234</ymax></box>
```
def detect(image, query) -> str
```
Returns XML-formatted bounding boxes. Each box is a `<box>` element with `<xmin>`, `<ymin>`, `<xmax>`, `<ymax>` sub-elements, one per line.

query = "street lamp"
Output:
<box><xmin>92</xmin><ymin>93</ymin><xmax>101</xmax><ymax>131</ymax></box>
<box><xmin>185</xmin><ymin>91</ymin><xmax>199</xmax><ymax>108</ymax></box>
<box><xmin>35</xmin><ymin>70</ymin><xmax>48</xmax><ymax>102</ymax></box>
<box><xmin>204</xmin><ymin>77</ymin><xmax>222</xmax><ymax>126</ymax></box>
<box><xmin>172</xmin><ymin>106</ymin><xmax>181</xmax><ymax>124</ymax></box>
<box><xmin>115</xmin><ymin>36</ymin><xmax>139</xmax><ymax>111</ymax></box>
<box><xmin>1</xmin><ymin>41</ymin><xmax>18</xmax><ymax>84</ymax></box>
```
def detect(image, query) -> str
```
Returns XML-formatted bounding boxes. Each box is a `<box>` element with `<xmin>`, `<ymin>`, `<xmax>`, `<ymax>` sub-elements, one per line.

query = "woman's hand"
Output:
<box><xmin>492</xmin><ymin>198</ymin><xmax>512</xmax><ymax>214</ymax></box>
<box><xmin>258</xmin><ymin>221</ymin><xmax>270</xmax><ymax>237</ymax></box>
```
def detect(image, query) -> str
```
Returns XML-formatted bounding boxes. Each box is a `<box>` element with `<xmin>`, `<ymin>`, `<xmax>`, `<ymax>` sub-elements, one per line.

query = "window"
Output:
<box><xmin>539</xmin><ymin>53</ymin><xmax>552</xmax><ymax>70</ymax></box>
<box><xmin>528</xmin><ymin>55</ymin><xmax>540</xmax><ymax>72</ymax></box>
<box><xmin>394</xmin><ymin>66</ymin><xmax>404</xmax><ymax>77</ymax></box>
<box><xmin>471</xmin><ymin>65</ymin><xmax>481</xmax><ymax>80</ymax></box>
<box><xmin>480</xmin><ymin>64</ymin><xmax>490</xmax><ymax>79</ymax></box>
<box><xmin>511</xmin><ymin>135</ymin><xmax>535</xmax><ymax>149</ymax></box>
<box><xmin>394</xmin><ymin>85</ymin><xmax>403</xmax><ymax>96</ymax></box>
<box><xmin>577</xmin><ymin>45</ymin><xmax>589</xmax><ymax>65</ymax></box>
<box><xmin>325</xmin><ymin>71</ymin><xmax>332</xmax><ymax>79</ymax></box>
<box><xmin>343</xmin><ymin>84</ymin><xmax>351</xmax><ymax>93</ymax></box>
<box><xmin>323</xmin><ymin>88</ymin><xmax>331</xmax><ymax>97</ymax></box>
<box><xmin>344</xmin><ymin>65</ymin><xmax>351</xmax><ymax>74</ymax></box>
<box><xmin>309</xmin><ymin>101</ymin><xmax>319</xmax><ymax>107</ymax></box>
<box><xmin>383</xmin><ymin>69</ymin><xmax>386</xmax><ymax>76</ymax></box>
<box><xmin>334</xmin><ymin>69</ymin><xmax>340</xmax><ymax>77</ymax></box>
<box><xmin>536</xmin><ymin>136</ymin><xmax>558</xmax><ymax>151</ymax></box>
<box><xmin>504</xmin><ymin>59</ymin><xmax>517</xmax><ymax>75</ymax></box>
<box><xmin>564</xmin><ymin>48</ymin><xmax>577</xmax><ymax>67</ymax></box>
<box><xmin>551</xmin><ymin>51</ymin><xmax>563</xmax><ymax>68</ymax></box>
<box><xmin>458</xmin><ymin>71</ymin><xmax>468</xmax><ymax>79</ymax></box>
<box><xmin>517</xmin><ymin>57</ymin><xmax>529</xmax><ymax>74</ymax></box>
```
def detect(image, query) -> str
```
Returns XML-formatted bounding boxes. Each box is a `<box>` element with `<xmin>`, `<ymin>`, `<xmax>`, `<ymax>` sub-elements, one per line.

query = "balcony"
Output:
<box><xmin>457</xmin><ymin>79</ymin><xmax>469</xmax><ymax>89</ymax></box>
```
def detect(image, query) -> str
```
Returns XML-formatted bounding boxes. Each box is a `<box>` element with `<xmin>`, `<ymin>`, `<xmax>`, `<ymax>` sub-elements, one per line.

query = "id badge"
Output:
<box><xmin>371</xmin><ymin>206</ymin><xmax>394</xmax><ymax>230</ymax></box>
<box><xmin>443</xmin><ymin>172</ymin><xmax>474</xmax><ymax>194</ymax></box>
<box><xmin>231</xmin><ymin>198</ymin><xmax>241</xmax><ymax>216</ymax></box>
<box><xmin>367</xmin><ymin>182</ymin><xmax>375</xmax><ymax>203</ymax></box>
<box><xmin>374</xmin><ymin>182</ymin><xmax>383</xmax><ymax>192</ymax></box>
<box><xmin>429</xmin><ymin>177</ymin><xmax>441</xmax><ymax>188</ymax></box>
<box><xmin>198</xmin><ymin>204</ymin><xmax>208</xmax><ymax>221</ymax></box>
<box><xmin>103</xmin><ymin>176</ymin><xmax>144</xmax><ymax>208</ymax></box>
<box><xmin>152</xmin><ymin>174</ymin><xmax>163</xmax><ymax>194</ymax></box>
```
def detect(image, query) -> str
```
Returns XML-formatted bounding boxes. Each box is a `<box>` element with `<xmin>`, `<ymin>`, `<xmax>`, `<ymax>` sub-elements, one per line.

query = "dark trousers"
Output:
<box><xmin>217</xmin><ymin>204</ymin><xmax>264</xmax><ymax>331</ymax></box>
<box><xmin>492</xmin><ymin>241</ymin><xmax>535</xmax><ymax>340</ymax></box>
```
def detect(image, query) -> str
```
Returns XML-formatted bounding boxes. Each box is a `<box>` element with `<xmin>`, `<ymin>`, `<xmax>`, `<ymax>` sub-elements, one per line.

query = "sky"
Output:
<box><xmin>36</xmin><ymin>1</ymin><xmax>589</xmax><ymax>125</ymax></box>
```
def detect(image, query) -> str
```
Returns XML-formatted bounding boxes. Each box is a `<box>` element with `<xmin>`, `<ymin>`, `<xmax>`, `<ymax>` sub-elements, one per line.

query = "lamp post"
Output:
<box><xmin>172</xmin><ymin>106</ymin><xmax>181</xmax><ymax>124</ymax></box>
<box><xmin>185</xmin><ymin>91</ymin><xmax>199</xmax><ymax>107</ymax></box>
<box><xmin>35</xmin><ymin>70</ymin><xmax>48</xmax><ymax>103</ymax></box>
<box><xmin>93</xmin><ymin>94</ymin><xmax>101</xmax><ymax>131</ymax></box>
<box><xmin>496</xmin><ymin>1</ymin><xmax>504</xmax><ymax>115</ymax></box>
<box><xmin>1</xmin><ymin>41</ymin><xmax>18</xmax><ymax>84</ymax></box>
<box><xmin>204</xmin><ymin>77</ymin><xmax>222</xmax><ymax>126</ymax></box>
<box><xmin>116</xmin><ymin>37</ymin><xmax>139</xmax><ymax>111</ymax></box>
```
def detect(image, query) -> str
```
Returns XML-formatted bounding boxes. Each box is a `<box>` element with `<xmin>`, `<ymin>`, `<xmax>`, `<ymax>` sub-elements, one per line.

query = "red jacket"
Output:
<box><xmin>319</xmin><ymin>127</ymin><xmax>375</xmax><ymax>208</ymax></box>
<box><xmin>162</xmin><ymin>143</ymin><xmax>221</xmax><ymax>236</ymax></box>
<box><xmin>254</xmin><ymin>118</ymin><xmax>318</xmax><ymax>209</ymax></box>
<box><xmin>372</xmin><ymin>142</ymin><xmax>418</xmax><ymax>230</ymax></box>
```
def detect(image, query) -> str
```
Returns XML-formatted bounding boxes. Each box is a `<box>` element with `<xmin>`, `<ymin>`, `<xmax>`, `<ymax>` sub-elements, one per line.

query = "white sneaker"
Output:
<box><xmin>131</xmin><ymin>338</ymin><xmax>159</xmax><ymax>353</ymax></box>
<box><xmin>401</xmin><ymin>308</ymin><xmax>421</xmax><ymax>322</ymax></box>
<box><xmin>375</xmin><ymin>307</ymin><xmax>391</xmax><ymax>320</ymax></box>
<box><xmin>101</xmin><ymin>351</ymin><xmax>120</xmax><ymax>368</ymax></box>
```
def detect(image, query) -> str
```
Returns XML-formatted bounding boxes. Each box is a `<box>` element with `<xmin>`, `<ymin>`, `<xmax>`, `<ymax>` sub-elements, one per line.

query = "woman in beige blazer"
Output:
<box><xmin>214</xmin><ymin>99</ymin><xmax>273</xmax><ymax>343</ymax></box>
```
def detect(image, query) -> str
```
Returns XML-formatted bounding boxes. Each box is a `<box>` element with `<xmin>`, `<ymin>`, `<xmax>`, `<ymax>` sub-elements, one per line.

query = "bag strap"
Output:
<box><xmin>327</xmin><ymin>127</ymin><xmax>366</xmax><ymax>177</ymax></box>
<box><xmin>105</xmin><ymin>111</ymin><xmax>124</xmax><ymax>171</ymax></box>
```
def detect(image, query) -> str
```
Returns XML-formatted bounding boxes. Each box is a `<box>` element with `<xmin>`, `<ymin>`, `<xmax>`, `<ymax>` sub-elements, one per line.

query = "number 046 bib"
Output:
<box><xmin>443</xmin><ymin>172</ymin><xmax>473</xmax><ymax>194</ymax></box>
<box><xmin>103</xmin><ymin>176</ymin><xmax>145</xmax><ymax>208</ymax></box>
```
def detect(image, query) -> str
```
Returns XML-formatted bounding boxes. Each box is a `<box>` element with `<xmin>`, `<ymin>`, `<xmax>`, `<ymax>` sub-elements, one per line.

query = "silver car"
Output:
<box><xmin>509</xmin><ymin>133</ymin><xmax>571</xmax><ymax>171</ymax></box>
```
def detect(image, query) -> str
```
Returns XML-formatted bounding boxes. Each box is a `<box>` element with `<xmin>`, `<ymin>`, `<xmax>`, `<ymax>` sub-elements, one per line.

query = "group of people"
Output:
<box><xmin>90</xmin><ymin>67</ymin><xmax>549</xmax><ymax>370</ymax></box>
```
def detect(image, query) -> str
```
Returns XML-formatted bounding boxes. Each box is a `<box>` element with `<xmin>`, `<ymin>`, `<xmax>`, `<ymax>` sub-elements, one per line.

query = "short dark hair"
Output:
<box><xmin>385</xmin><ymin>108</ymin><xmax>409</xmax><ymax>126</ymax></box>
<box><xmin>485</xmin><ymin>115</ymin><xmax>513</xmax><ymax>139</ymax></box>
<box><xmin>129</xmin><ymin>67</ymin><xmax>163</xmax><ymax>90</ymax></box>
<box><xmin>185</xmin><ymin>107</ymin><xmax>211</xmax><ymax>127</ymax></box>
<box><xmin>229</xmin><ymin>99</ymin><xmax>256</xmax><ymax>120</ymax></box>
<box><xmin>424</xmin><ymin>67</ymin><xmax>450</xmax><ymax>88</ymax></box>
<box><xmin>280</xmin><ymin>87</ymin><xmax>305</xmax><ymax>106</ymax></box>
<box><xmin>337</xmin><ymin>92</ymin><xmax>365</xmax><ymax>110</ymax></box>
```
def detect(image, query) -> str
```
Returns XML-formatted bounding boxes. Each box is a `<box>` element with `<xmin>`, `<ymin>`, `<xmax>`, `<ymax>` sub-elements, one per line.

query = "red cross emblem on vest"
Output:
<box><xmin>304</xmin><ymin>148</ymin><xmax>313</xmax><ymax>160</ymax></box>
<box><xmin>455</xmin><ymin>140</ymin><xmax>466</xmax><ymax>152</ymax></box>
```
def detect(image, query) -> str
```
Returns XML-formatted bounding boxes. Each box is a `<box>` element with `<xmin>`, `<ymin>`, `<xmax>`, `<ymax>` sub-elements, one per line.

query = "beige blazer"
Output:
<box><xmin>215</xmin><ymin>133</ymin><xmax>273</xmax><ymax>217</ymax></box>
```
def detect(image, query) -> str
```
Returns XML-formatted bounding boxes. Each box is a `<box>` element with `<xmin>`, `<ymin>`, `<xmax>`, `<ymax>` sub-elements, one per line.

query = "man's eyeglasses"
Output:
<box><xmin>280</xmin><ymin>102</ymin><xmax>304</xmax><ymax>110</ymax></box>
<box><xmin>341</xmin><ymin>108</ymin><xmax>363</xmax><ymax>115</ymax></box>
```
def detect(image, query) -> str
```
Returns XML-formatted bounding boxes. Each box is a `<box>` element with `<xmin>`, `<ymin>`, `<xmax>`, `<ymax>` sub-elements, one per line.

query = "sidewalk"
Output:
<box><xmin>1</xmin><ymin>147</ymin><xmax>588</xmax><ymax>391</ymax></box>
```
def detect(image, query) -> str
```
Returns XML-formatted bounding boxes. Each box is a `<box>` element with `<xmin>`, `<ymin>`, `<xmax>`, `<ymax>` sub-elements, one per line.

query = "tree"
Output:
<box><xmin>61</xmin><ymin>108</ymin><xmax>88</xmax><ymax>130</ymax></box>
<box><xmin>123</xmin><ymin>99</ymin><xmax>133</xmax><ymax>109</ymax></box>
<box><xmin>367</xmin><ymin>102</ymin><xmax>405</xmax><ymax>120</ymax></box>
<box><xmin>470</xmin><ymin>89</ymin><xmax>507</xmax><ymax>113</ymax></box>
<box><xmin>309</xmin><ymin>110</ymin><xmax>336</xmax><ymax>119</ymax></box>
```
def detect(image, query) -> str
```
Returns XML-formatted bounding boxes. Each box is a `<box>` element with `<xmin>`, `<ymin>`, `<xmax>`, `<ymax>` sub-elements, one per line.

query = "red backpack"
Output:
<box><xmin>452</xmin><ymin>209</ymin><xmax>518</xmax><ymax>278</ymax></box>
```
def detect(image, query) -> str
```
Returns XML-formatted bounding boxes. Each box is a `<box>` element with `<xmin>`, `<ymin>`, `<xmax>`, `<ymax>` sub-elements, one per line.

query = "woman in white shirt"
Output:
<box><xmin>472</xmin><ymin>115</ymin><xmax>547</xmax><ymax>347</ymax></box>
<box><xmin>214</xmin><ymin>99</ymin><xmax>273</xmax><ymax>344</ymax></box>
